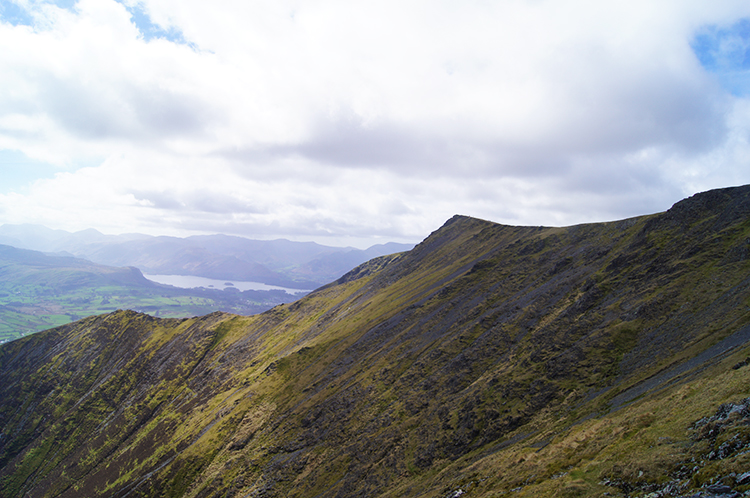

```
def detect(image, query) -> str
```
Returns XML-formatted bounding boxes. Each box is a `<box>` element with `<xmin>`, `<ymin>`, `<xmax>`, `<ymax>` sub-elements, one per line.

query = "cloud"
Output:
<box><xmin>130</xmin><ymin>189</ymin><xmax>266</xmax><ymax>214</ymax></box>
<box><xmin>1</xmin><ymin>0</ymin><xmax>750</xmax><ymax>246</ymax></box>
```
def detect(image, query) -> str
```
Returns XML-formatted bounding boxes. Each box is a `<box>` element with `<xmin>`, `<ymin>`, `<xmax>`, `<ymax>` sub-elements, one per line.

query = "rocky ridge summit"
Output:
<box><xmin>2</xmin><ymin>185</ymin><xmax>750</xmax><ymax>497</ymax></box>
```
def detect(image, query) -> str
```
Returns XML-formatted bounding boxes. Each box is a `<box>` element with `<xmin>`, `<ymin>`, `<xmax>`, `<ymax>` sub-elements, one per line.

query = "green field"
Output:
<box><xmin>0</xmin><ymin>282</ymin><xmax>303</xmax><ymax>343</ymax></box>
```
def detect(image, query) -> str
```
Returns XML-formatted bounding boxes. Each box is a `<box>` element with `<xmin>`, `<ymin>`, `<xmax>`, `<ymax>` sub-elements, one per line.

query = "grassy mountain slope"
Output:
<box><xmin>2</xmin><ymin>186</ymin><xmax>750</xmax><ymax>497</ymax></box>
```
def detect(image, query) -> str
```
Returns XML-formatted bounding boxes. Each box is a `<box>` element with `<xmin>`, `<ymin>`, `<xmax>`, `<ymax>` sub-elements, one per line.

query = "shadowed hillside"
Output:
<box><xmin>1</xmin><ymin>185</ymin><xmax>750</xmax><ymax>497</ymax></box>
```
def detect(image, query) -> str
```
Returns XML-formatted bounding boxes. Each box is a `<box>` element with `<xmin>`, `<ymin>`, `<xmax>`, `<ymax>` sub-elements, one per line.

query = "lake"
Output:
<box><xmin>144</xmin><ymin>274</ymin><xmax>310</xmax><ymax>295</ymax></box>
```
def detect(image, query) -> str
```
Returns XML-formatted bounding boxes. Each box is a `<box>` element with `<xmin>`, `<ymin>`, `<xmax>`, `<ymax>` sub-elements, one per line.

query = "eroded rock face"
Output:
<box><xmin>598</xmin><ymin>397</ymin><xmax>750</xmax><ymax>498</ymax></box>
<box><xmin>691</xmin><ymin>398</ymin><xmax>750</xmax><ymax>461</ymax></box>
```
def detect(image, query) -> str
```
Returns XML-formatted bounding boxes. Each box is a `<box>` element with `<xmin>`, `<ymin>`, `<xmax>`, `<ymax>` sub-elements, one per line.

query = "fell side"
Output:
<box><xmin>1</xmin><ymin>185</ymin><xmax>750</xmax><ymax>497</ymax></box>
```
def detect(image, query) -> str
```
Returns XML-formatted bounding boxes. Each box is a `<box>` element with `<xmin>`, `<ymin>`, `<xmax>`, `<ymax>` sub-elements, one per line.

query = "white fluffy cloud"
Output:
<box><xmin>1</xmin><ymin>0</ymin><xmax>750</xmax><ymax>246</ymax></box>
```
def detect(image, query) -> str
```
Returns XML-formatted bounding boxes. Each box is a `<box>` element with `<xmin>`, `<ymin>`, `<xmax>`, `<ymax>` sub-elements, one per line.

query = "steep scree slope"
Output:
<box><xmin>1</xmin><ymin>185</ymin><xmax>750</xmax><ymax>497</ymax></box>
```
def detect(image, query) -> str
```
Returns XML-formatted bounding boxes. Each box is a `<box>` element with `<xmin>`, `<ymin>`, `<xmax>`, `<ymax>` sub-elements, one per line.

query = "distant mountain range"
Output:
<box><xmin>2</xmin><ymin>185</ymin><xmax>750</xmax><ymax>497</ymax></box>
<box><xmin>0</xmin><ymin>225</ymin><xmax>414</xmax><ymax>289</ymax></box>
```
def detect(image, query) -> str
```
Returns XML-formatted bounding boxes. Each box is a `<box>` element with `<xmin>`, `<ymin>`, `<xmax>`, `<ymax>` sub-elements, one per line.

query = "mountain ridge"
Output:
<box><xmin>0</xmin><ymin>225</ymin><xmax>414</xmax><ymax>288</ymax></box>
<box><xmin>1</xmin><ymin>185</ymin><xmax>750</xmax><ymax>497</ymax></box>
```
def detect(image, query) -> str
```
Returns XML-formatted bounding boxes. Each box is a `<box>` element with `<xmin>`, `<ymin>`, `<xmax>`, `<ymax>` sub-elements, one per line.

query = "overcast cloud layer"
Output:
<box><xmin>1</xmin><ymin>0</ymin><xmax>750</xmax><ymax>247</ymax></box>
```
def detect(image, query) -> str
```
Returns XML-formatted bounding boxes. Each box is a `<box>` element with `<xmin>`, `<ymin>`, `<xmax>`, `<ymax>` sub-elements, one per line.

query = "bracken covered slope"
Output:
<box><xmin>2</xmin><ymin>185</ymin><xmax>750</xmax><ymax>497</ymax></box>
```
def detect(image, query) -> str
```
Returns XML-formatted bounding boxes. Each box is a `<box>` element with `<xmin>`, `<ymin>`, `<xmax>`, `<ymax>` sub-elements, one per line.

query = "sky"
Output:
<box><xmin>1</xmin><ymin>1</ymin><xmax>750</xmax><ymax>248</ymax></box>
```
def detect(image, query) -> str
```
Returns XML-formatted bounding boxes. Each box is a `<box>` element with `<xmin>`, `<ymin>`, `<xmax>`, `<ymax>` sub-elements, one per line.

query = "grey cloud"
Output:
<box><xmin>558</xmin><ymin>167</ymin><xmax>682</xmax><ymax>220</ymax></box>
<box><xmin>126</xmin><ymin>85</ymin><xmax>213</xmax><ymax>138</ymax></box>
<box><xmin>382</xmin><ymin>199</ymin><xmax>413</xmax><ymax>216</ymax></box>
<box><xmin>187</xmin><ymin>192</ymin><xmax>265</xmax><ymax>214</ymax></box>
<box><xmin>568</xmin><ymin>161</ymin><xmax>665</xmax><ymax>195</ymax></box>
<box><xmin>40</xmin><ymin>78</ymin><xmax>134</xmax><ymax>139</ymax></box>
<box><xmin>290</xmin><ymin>118</ymin><xmax>440</xmax><ymax>168</ymax></box>
<box><xmin>33</xmin><ymin>75</ymin><xmax>214</xmax><ymax>141</ymax></box>
<box><xmin>131</xmin><ymin>190</ymin><xmax>264</xmax><ymax>214</ymax></box>
<box><xmin>170</xmin><ymin>215</ymin><xmax>414</xmax><ymax>240</ymax></box>
<box><xmin>132</xmin><ymin>190</ymin><xmax>184</xmax><ymax>209</ymax></box>
<box><xmin>219</xmin><ymin>117</ymin><xmax>475</xmax><ymax>176</ymax></box>
<box><xmin>583</xmin><ymin>79</ymin><xmax>728</xmax><ymax>155</ymax></box>
<box><xmin>224</xmin><ymin>80</ymin><xmax>728</xmax><ymax>186</ymax></box>
<box><xmin>265</xmin><ymin>56</ymin><xmax>730</xmax><ymax>182</ymax></box>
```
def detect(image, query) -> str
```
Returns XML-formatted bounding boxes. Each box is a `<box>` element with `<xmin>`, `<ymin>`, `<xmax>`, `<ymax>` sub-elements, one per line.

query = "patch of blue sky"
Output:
<box><xmin>115</xmin><ymin>1</ymin><xmax>193</xmax><ymax>46</ymax></box>
<box><xmin>691</xmin><ymin>18</ymin><xmax>750</xmax><ymax>97</ymax></box>
<box><xmin>0</xmin><ymin>150</ymin><xmax>64</xmax><ymax>194</ymax></box>
<box><xmin>0</xmin><ymin>0</ymin><xmax>77</xmax><ymax>26</ymax></box>
<box><xmin>49</xmin><ymin>0</ymin><xmax>75</xmax><ymax>9</ymax></box>
<box><xmin>0</xmin><ymin>150</ymin><xmax>99</xmax><ymax>195</ymax></box>
<box><xmin>0</xmin><ymin>0</ymin><xmax>35</xmax><ymax>26</ymax></box>
<box><xmin>1</xmin><ymin>1</ymin><xmax>193</xmax><ymax>47</ymax></box>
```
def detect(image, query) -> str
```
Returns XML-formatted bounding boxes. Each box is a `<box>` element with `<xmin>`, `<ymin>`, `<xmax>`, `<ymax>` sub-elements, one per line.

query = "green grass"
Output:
<box><xmin>0</xmin><ymin>281</ymin><xmax>301</xmax><ymax>343</ymax></box>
